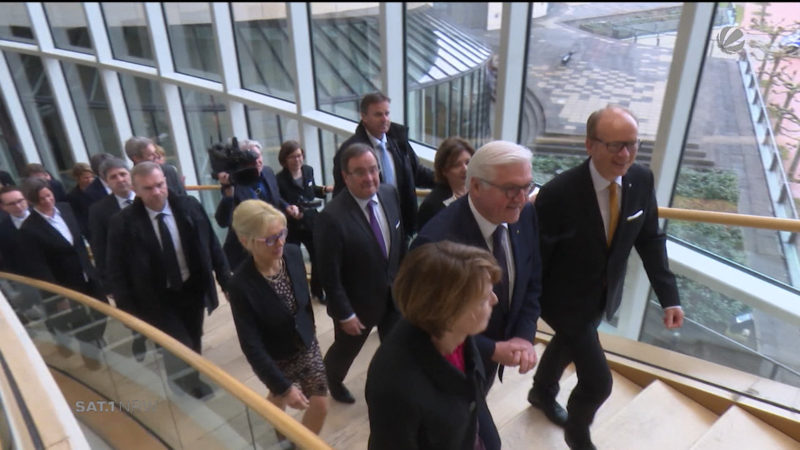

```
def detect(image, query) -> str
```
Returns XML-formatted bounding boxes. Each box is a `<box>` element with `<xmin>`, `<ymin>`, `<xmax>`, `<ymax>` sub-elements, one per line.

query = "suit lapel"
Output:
<box><xmin>377</xmin><ymin>186</ymin><xmax>401</xmax><ymax>259</ymax></box>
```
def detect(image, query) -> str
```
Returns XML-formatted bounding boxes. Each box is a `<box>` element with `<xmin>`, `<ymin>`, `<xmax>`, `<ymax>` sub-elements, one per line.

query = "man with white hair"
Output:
<box><xmin>413</xmin><ymin>140</ymin><xmax>542</xmax><ymax>391</ymax></box>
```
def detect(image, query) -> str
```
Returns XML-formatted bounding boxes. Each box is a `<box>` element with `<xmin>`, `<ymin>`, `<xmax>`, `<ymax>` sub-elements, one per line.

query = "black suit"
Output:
<box><xmin>416</xmin><ymin>183</ymin><xmax>453</xmax><ymax>230</ymax></box>
<box><xmin>21</xmin><ymin>203</ymin><xmax>106</xmax><ymax>342</ymax></box>
<box><xmin>66</xmin><ymin>186</ymin><xmax>95</xmax><ymax>238</ymax></box>
<box><xmin>314</xmin><ymin>184</ymin><xmax>404</xmax><ymax>385</ymax></box>
<box><xmin>106</xmin><ymin>193</ymin><xmax>231</xmax><ymax>354</ymax></box>
<box><xmin>84</xmin><ymin>177</ymin><xmax>109</xmax><ymax>202</ymax></box>
<box><xmin>276</xmin><ymin>165</ymin><xmax>326</xmax><ymax>297</ymax></box>
<box><xmin>366</xmin><ymin>320</ymin><xmax>499</xmax><ymax>450</ymax></box>
<box><xmin>88</xmin><ymin>194</ymin><xmax>128</xmax><ymax>289</ymax></box>
<box><xmin>533</xmin><ymin>159</ymin><xmax>680</xmax><ymax>431</ymax></box>
<box><xmin>227</xmin><ymin>244</ymin><xmax>316</xmax><ymax>395</ymax></box>
<box><xmin>215</xmin><ymin>166</ymin><xmax>288</xmax><ymax>269</ymax></box>
<box><xmin>0</xmin><ymin>212</ymin><xmax>29</xmax><ymax>275</ymax></box>
<box><xmin>333</xmin><ymin>122</ymin><xmax>434</xmax><ymax>237</ymax></box>
<box><xmin>162</xmin><ymin>163</ymin><xmax>186</xmax><ymax>196</ymax></box>
<box><xmin>413</xmin><ymin>196</ymin><xmax>542</xmax><ymax>386</ymax></box>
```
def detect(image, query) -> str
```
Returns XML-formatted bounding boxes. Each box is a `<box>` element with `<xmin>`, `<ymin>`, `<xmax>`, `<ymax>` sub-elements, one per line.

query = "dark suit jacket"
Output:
<box><xmin>66</xmin><ymin>186</ymin><xmax>95</xmax><ymax>238</ymax></box>
<box><xmin>416</xmin><ymin>183</ymin><xmax>453</xmax><ymax>230</ymax></box>
<box><xmin>227</xmin><ymin>244</ymin><xmax>316</xmax><ymax>395</ymax></box>
<box><xmin>0</xmin><ymin>213</ymin><xmax>30</xmax><ymax>275</ymax></box>
<box><xmin>48</xmin><ymin>178</ymin><xmax>68</xmax><ymax>203</ymax></box>
<box><xmin>84</xmin><ymin>177</ymin><xmax>109</xmax><ymax>203</ymax></box>
<box><xmin>20</xmin><ymin>203</ymin><xmax>101</xmax><ymax>297</ymax></box>
<box><xmin>332</xmin><ymin>122</ymin><xmax>434</xmax><ymax>236</ymax></box>
<box><xmin>106</xmin><ymin>193</ymin><xmax>231</xmax><ymax>326</ymax></box>
<box><xmin>162</xmin><ymin>163</ymin><xmax>186</xmax><ymax>196</ymax></box>
<box><xmin>216</xmin><ymin>166</ymin><xmax>288</xmax><ymax>268</ymax></box>
<box><xmin>366</xmin><ymin>319</ymin><xmax>499</xmax><ymax>450</ymax></box>
<box><xmin>276</xmin><ymin>165</ymin><xmax>326</xmax><ymax>238</ymax></box>
<box><xmin>88</xmin><ymin>194</ymin><xmax>124</xmax><ymax>288</ymax></box>
<box><xmin>535</xmin><ymin>159</ymin><xmax>679</xmax><ymax>332</ymax></box>
<box><xmin>314</xmin><ymin>184</ymin><xmax>404</xmax><ymax>326</ymax></box>
<box><xmin>413</xmin><ymin>196</ymin><xmax>542</xmax><ymax>364</ymax></box>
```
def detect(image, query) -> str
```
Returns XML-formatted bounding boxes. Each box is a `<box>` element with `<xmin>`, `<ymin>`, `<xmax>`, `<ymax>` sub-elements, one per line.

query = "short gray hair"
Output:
<box><xmin>466</xmin><ymin>140</ymin><xmax>532</xmax><ymax>189</ymax></box>
<box><xmin>99</xmin><ymin>158</ymin><xmax>129</xmax><ymax>180</ymax></box>
<box><xmin>130</xmin><ymin>161</ymin><xmax>162</xmax><ymax>182</ymax></box>
<box><xmin>124</xmin><ymin>136</ymin><xmax>154</xmax><ymax>161</ymax></box>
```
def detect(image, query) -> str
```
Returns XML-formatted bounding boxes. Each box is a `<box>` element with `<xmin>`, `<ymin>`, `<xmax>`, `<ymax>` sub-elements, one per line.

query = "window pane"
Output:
<box><xmin>179</xmin><ymin>87</ymin><xmax>231</xmax><ymax>187</ymax></box>
<box><xmin>0</xmin><ymin>3</ymin><xmax>35</xmax><ymax>43</ymax></box>
<box><xmin>310</xmin><ymin>3</ymin><xmax>381</xmax><ymax>121</ymax></box>
<box><xmin>525</xmin><ymin>3</ymin><xmax>684</xmax><ymax>185</ymax></box>
<box><xmin>117</xmin><ymin>72</ymin><xmax>176</xmax><ymax>162</ymax></box>
<box><xmin>244</xmin><ymin>105</ymin><xmax>298</xmax><ymax>170</ymax></box>
<box><xmin>670</xmin><ymin>3</ymin><xmax>800</xmax><ymax>287</ymax></box>
<box><xmin>163</xmin><ymin>3</ymin><xmax>221</xmax><ymax>82</ymax></box>
<box><xmin>61</xmin><ymin>62</ymin><xmax>121</xmax><ymax>159</ymax></box>
<box><xmin>0</xmin><ymin>88</ymin><xmax>27</xmax><ymax>180</ymax></box>
<box><xmin>231</xmin><ymin>3</ymin><xmax>295</xmax><ymax>102</ymax></box>
<box><xmin>405</xmin><ymin>3</ymin><xmax>495</xmax><ymax>149</ymax></box>
<box><xmin>318</xmin><ymin>128</ymin><xmax>352</xmax><ymax>187</ymax></box>
<box><xmin>4</xmin><ymin>52</ymin><xmax>73</xmax><ymax>180</ymax></box>
<box><xmin>44</xmin><ymin>3</ymin><xmax>94</xmax><ymax>54</ymax></box>
<box><xmin>101</xmin><ymin>3</ymin><xmax>154</xmax><ymax>66</ymax></box>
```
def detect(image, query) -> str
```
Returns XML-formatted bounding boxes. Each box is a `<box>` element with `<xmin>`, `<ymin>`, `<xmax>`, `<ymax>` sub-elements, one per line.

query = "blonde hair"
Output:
<box><xmin>232</xmin><ymin>199</ymin><xmax>287</xmax><ymax>252</ymax></box>
<box><xmin>393</xmin><ymin>241</ymin><xmax>501</xmax><ymax>337</ymax></box>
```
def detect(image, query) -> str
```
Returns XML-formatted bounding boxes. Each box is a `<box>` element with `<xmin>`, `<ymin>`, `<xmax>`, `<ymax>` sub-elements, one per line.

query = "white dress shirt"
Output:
<box><xmin>468</xmin><ymin>196</ymin><xmax>516</xmax><ymax>302</ymax></box>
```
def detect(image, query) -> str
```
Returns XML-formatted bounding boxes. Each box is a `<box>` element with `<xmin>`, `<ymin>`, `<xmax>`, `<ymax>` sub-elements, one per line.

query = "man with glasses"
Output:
<box><xmin>413</xmin><ymin>141</ymin><xmax>542</xmax><ymax>402</ymax></box>
<box><xmin>315</xmin><ymin>143</ymin><xmax>404</xmax><ymax>404</ymax></box>
<box><xmin>529</xmin><ymin>106</ymin><xmax>683</xmax><ymax>449</ymax></box>
<box><xmin>106</xmin><ymin>162</ymin><xmax>231</xmax><ymax>399</ymax></box>
<box><xmin>0</xmin><ymin>186</ymin><xmax>31</xmax><ymax>275</ymax></box>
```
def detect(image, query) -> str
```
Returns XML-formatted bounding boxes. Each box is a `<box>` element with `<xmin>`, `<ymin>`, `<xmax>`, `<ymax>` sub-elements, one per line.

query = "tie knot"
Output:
<box><xmin>157</xmin><ymin>212</ymin><xmax>166</xmax><ymax>221</ymax></box>
<box><xmin>493</xmin><ymin>225</ymin><xmax>506</xmax><ymax>246</ymax></box>
<box><xmin>368</xmin><ymin>199</ymin><xmax>376</xmax><ymax>208</ymax></box>
<box><xmin>609</xmin><ymin>182</ymin><xmax>617</xmax><ymax>194</ymax></box>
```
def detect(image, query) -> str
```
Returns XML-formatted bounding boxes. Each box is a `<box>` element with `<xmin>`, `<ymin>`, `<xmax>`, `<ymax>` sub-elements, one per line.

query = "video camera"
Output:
<box><xmin>207</xmin><ymin>137</ymin><xmax>260</xmax><ymax>186</ymax></box>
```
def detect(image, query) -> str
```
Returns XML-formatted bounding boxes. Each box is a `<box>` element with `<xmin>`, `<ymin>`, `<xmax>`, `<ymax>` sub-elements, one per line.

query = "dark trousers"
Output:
<box><xmin>158</xmin><ymin>282</ymin><xmax>206</xmax><ymax>386</ymax></box>
<box><xmin>533</xmin><ymin>319</ymin><xmax>613</xmax><ymax>430</ymax></box>
<box><xmin>324</xmin><ymin>301</ymin><xmax>399</xmax><ymax>385</ymax></box>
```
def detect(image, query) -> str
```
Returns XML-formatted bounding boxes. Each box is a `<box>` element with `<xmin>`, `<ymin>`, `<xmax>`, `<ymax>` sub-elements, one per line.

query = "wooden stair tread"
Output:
<box><xmin>690</xmin><ymin>406</ymin><xmax>800</xmax><ymax>450</ymax></box>
<box><xmin>593</xmin><ymin>380</ymin><xmax>717</xmax><ymax>450</ymax></box>
<box><xmin>593</xmin><ymin>370</ymin><xmax>642</xmax><ymax>425</ymax></box>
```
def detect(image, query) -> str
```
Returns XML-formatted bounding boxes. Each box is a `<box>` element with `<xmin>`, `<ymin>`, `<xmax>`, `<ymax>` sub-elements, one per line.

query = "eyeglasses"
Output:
<box><xmin>592</xmin><ymin>138</ymin><xmax>640</xmax><ymax>154</ymax></box>
<box><xmin>347</xmin><ymin>166</ymin><xmax>380</xmax><ymax>178</ymax></box>
<box><xmin>479</xmin><ymin>178</ymin><xmax>536</xmax><ymax>199</ymax></box>
<box><xmin>255</xmin><ymin>228</ymin><xmax>288</xmax><ymax>246</ymax></box>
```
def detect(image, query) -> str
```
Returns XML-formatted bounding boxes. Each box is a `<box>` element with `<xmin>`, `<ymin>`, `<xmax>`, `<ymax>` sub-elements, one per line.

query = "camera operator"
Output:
<box><xmin>212</xmin><ymin>138</ymin><xmax>300</xmax><ymax>269</ymax></box>
<box><xmin>276</xmin><ymin>140</ymin><xmax>332</xmax><ymax>304</ymax></box>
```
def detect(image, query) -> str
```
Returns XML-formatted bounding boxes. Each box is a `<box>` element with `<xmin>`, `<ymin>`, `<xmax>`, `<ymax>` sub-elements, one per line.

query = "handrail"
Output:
<box><xmin>0</xmin><ymin>272</ymin><xmax>332</xmax><ymax>450</ymax></box>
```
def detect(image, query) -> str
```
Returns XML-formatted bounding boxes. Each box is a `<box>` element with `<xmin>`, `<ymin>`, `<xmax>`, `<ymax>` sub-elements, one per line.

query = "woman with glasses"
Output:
<box><xmin>417</xmin><ymin>137</ymin><xmax>475</xmax><ymax>229</ymax></box>
<box><xmin>275</xmin><ymin>140</ymin><xmax>333</xmax><ymax>304</ymax></box>
<box><xmin>227</xmin><ymin>199</ymin><xmax>328</xmax><ymax>436</ymax></box>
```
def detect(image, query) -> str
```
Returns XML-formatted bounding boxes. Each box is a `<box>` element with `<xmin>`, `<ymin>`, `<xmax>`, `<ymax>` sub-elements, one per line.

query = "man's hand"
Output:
<box><xmin>281</xmin><ymin>385</ymin><xmax>309</xmax><ymax>410</ymax></box>
<box><xmin>491</xmin><ymin>340</ymin><xmax>528</xmax><ymax>367</ymax></box>
<box><xmin>663</xmin><ymin>307</ymin><xmax>684</xmax><ymax>329</ymax></box>
<box><xmin>340</xmin><ymin>316</ymin><xmax>366</xmax><ymax>336</ymax></box>
<box><xmin>285</xmin><ymin>205</ymin><xmax>301</xmax><ymax>219</ymax></box>
<box><xmin>217</xmin><ymin>171</ymin><xmax>230</xmax><ymax>185</ymax></box>
<box><xmin>507</xmin><ymin>337</ymin><xmax>537</xmax><ymax>374</ymax></box>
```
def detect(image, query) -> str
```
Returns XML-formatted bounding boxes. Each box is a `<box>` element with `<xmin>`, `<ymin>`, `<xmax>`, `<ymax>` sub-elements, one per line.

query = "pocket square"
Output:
<box><xmin>626</xmin><ymin>210</ymin><xmax>643</xmax><ymax>221</ymax></box>
<box><xmin>395</xmin><ymin>221</ymin><xmax>400</xmax><ymax>229</ymax></box>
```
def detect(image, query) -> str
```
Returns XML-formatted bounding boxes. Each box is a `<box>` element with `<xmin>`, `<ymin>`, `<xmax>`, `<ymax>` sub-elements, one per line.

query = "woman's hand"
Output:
<box><xmin>282</xmin><ymin>385</ymin><xmax>309</xmax><ymax>410</ymax></box>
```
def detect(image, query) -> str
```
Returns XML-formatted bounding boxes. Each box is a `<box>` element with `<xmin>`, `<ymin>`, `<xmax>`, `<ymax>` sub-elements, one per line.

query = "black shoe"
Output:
<box><xmin>565</xmin><ymin>425</ymin><xmax>596</xmax><ymax>450</ymax></box>
<box><xmin>329</xmin><ymin>382</ymin><xmax>355</xmax><ymax>404</ymax></box>
<box><xmin>528</xmin><ymin>388</ymin><xmax>568</xmax><ymax>427</ymax></box>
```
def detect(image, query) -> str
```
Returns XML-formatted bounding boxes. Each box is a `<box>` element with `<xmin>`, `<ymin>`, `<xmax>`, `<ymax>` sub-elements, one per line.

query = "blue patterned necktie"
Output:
<box><xmin>377</xmin><ymin>140</ymin><xmax>396</xmax><ymax>187</ymax></box>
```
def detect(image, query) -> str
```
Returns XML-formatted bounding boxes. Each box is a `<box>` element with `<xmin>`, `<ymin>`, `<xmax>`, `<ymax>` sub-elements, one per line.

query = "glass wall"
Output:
<box><xmin>231</xmin><ymin>3</ymin><xmax>295</xmax><ymax>102</ymax></box>
<box><xmin>0</xmin><ymin>89</ymin><xmax>26</xmax><ymax>181</ymax></box>
<box><xmin>310</xmin><ymin>3</ymin><xmax>381</xmax><ymax>121</ymax></box>
<box><xmin>101</xmin><ymin>3</ymin><xmax>154</xmax><ymax>66</ymax></box>
<box><xmin>318</xmin><ymin>128</ymin><xmax>352</xmax><ymax>187</ymax></box>
<box><xmin>0</xmin><ymin>4</ymin><xmax>35</xmax><ymax>43</ymax></box>
<box><xmin>245</xmin><ymin>106</ymin><xmax>298</xmax><ymax>170</ymax></box>
<box><xmin>61</xmin><ymin>62</ymin><xmax>121</xmax><ymax>158</ymax></box>
<box><xmin>117</xmin><ymin>72</ymin><xmax>176</xmax><ymax>160</ymax></box>
<box><xmin>4</xmin><ymin>52</ymin><xmax>73</xmax><ymax>179</ymax></box>
<box><xmin>524</xmin><ymin>3</ymin><xmax>686</xmax><ymax>185</ymax></box>
<box><xmin>405</xmin><ymin>3</ymin><xmax>494</xmax><ymax>150</ymax></box>
<box><xmin>163</xmin><ymin>3</ymin><xmax>221</xmax><ymax>82</ymax></box>
<box><xmin>44</xmin><ymin>3</ymin><xmax>94</xmax><ymax>54</ymax></box>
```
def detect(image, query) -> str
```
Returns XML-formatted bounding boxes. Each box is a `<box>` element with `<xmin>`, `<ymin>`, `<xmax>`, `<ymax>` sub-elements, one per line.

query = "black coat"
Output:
<box><xmin>416</xmin><ymin>183</ymin><xmax>453</xmax><ymax>230</ymax></box>
<box><xmin>66</xmin><ymin>186</ymin><xmax>95</xmax><ymax>238</ymax></box>
<box><xmin>535</xmin><ymin>159</ymin><xmax>680</xmax><ymax>332</ymax></box>
<box><xmin>227</xmin><ymin>244</ymin><xmax>316</xmax><ymax>395</ymax></box>
<box><xmin>215</xmin><ymin>166</ymin><xmax>288</xmax><ymax>269</ymax></box>
<box><xmin>106</xmin><ymin>193</ymin><xmax>231</xmax><ymax>325</ymax></box>
<box><xmin>314</xmin><ymin>184</ymin><xmax>404</xmax><ymax>326</ymax></box>
<box><xmin>88</xmin><ymin>194</ymin><xmax>124</xmax><ymax>288</ymax></box>
<box><xmin>276</xmin><ymin>165</ymin><xmax>326</xmax><ymax>239</ymax></box>
<box><xmin>332</xmin><ymin>122</ymin><xmax>434</xmax><ymax>236</ymax></box>
<box><xmin>366</xmin><ymin>320</ymin><xmax>499</xmax><ymax>450</ymax></box>
<box><xmin>0</xmin><ymin>212</ymin><xmax>30</xmax><ymax>275</ymax></box>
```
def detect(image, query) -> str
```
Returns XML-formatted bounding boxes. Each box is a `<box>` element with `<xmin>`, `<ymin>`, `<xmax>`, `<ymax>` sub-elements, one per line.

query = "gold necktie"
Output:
<box><xmin>607</xmin><ymin>182</ymin><xmax>619</xmax><ymax>246</ymax></box>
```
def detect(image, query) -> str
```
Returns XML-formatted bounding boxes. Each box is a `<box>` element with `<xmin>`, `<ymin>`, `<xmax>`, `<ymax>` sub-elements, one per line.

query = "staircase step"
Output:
<box><xmin>593</xmin><ymin>380</ymin><xmax>717</xmax><ymax>449</ymax></box>
<box><xmin>486</xmin><ymin>343</ymin><xmax>545</xmax><ymax>428</ymax></box>
<box><xmin>690</xmin><ymin>405</ymin><xmax>800</xmax><ymax>449</ymax></box>
<box><xmin>594</xmin><ymin>370</ymin><xmax>642</xmax><ymax>425</ymax></box>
